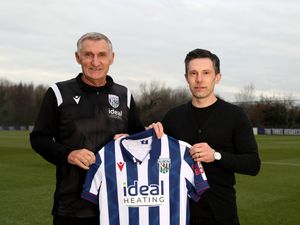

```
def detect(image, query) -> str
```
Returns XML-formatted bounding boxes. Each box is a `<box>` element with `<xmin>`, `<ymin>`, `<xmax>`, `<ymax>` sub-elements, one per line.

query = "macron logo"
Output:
<box><xmin>73</xmin><ymin>96</ymin><xmax>81</xmax><ymax>104</ymax></box>
<box><xmin>117</xmin><ymin>162</ymin><xmax>125</xmax><ymax>172</ymax></box>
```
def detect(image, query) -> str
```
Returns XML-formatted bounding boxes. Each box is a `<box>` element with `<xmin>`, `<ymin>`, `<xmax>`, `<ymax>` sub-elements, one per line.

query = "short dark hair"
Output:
<box><xmin>184</xmin><ymin>48</ymin><xmax>220</xmax><ymax>75</ymax></box>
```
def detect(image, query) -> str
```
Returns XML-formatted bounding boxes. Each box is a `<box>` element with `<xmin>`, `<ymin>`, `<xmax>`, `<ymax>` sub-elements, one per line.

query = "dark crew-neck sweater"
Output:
<box><xmin>162</xmin><ymin>98</ymin><xmax>260</xmax><ymax>221</ymax></box>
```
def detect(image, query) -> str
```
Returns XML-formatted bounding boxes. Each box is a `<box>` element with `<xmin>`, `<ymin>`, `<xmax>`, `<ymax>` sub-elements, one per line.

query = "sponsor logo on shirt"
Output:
<box><xmin>123</xmin><ymin>180</ymin><xmax>165</xmax><ymax>206</ymax></box>
<box><xmin>108</xmin><ymin>108</ymin><xmax>123</xmax><ymax>119</ymax></box>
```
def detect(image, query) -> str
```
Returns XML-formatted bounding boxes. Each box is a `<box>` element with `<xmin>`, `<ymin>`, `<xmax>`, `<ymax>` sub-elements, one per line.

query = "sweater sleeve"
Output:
<box><xmin>127</xmin><ymin>95</ymin><xmax>145</xmax><ymax>134</ymax></box>
<box><xmin>30</xmin><ymin>88</ymin><xmax>72</xmax><ymax>165</ymax></box>
<box><xmin>217</xmin><ymin>108</ymin><xmax>260</xmax><ymax>176</ymax></box>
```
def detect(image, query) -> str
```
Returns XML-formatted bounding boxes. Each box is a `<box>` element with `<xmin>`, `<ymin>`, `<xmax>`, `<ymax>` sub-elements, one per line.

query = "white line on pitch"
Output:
<box><xmin>262</xmin><ymin>161</ymin><xmax>300</xmax><ymax>167</ymax></box>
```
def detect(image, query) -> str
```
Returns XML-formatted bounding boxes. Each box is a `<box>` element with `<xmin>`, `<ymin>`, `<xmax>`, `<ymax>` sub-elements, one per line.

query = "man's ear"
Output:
<box><xmin>184</xmin><ymin>73</ymin><xmax>188</xmax><ymax>82</ymax></box>
<box><xmin>75</xmin><ymin>52</ymin><xmax>81</xmax><ymax>64</ymax></box>
<box><xmin>109</xmin><ymin>52</ymin><xmax>115</xmax><ymax>65</ymax></box>
<box><xmin>215</xmin><ymin>73</ymin><xmax>222</xmax><ymax>83</ymax></box>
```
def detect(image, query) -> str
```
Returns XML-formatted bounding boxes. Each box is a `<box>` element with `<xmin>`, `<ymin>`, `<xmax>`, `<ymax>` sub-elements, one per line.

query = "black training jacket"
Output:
<box><xmin>30</xmin><ymin>73</ymin><xmax>144</xmax><ymax>217</ymax></box>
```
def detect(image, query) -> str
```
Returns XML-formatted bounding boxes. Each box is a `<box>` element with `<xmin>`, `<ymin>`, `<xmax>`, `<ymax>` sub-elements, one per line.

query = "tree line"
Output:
<box><xmin>0</xmin><ymin>79</ymin><xmax>299</xmax><ymax>128</ymax></box>
<box><xmin>0</xmin><ymin>79</ymin><xmax>46</xmax><ymax>127</ymax></box>
<box><xmin>135</xmin><ymin>82</ymin><xmax>300</xmax><ymax>128</ymax></box>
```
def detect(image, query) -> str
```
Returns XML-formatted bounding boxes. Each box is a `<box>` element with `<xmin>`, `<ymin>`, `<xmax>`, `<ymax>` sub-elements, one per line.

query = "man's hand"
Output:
<box><xmin>114</xmin><ymin>122</ymin><xmax>164</xmax><ymax>141</ymax></box>
<box><xmin>189</xmin><ymin>143</ymin><xmax>215</xmax><ymax>163</ymax></box>
<box><xmin>147</xmin><ymin>122</ymin><xmax>164</xmax><ymax>139</ymax></box>
<box><xmin>113</xmin><ymin>133</ymin><xmax>129</xmax><ymax>140</ymax></box>
<box><xmin>67</xmin><ymin>149</ymin><xmax>96</xmax><ymax>170</ymax></box>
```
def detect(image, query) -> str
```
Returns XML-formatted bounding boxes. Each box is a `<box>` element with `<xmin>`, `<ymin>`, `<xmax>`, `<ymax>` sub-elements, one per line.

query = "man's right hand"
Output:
<box><xmin>67</xmin><ymin>149</ymin><xmax>96</xmax><ymax>170</ymax></box>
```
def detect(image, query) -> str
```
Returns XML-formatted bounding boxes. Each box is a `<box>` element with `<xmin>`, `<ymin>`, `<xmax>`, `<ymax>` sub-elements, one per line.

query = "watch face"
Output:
<box><xmin>214</xmin><ymin>152</ymin><xmax>221</xmax><ymax>160</ymax></box>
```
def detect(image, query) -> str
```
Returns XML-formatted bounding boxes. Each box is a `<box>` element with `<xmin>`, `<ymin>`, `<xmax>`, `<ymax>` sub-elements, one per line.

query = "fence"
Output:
<box><xmin>0</xmin><ymin>125</ymin><xmax>34</xmax><ymax>131</ymax></box>
<box><xmin>258</xmin><ymin>128</ymin><xmax>300</xmax><ymax>135</ymax></box>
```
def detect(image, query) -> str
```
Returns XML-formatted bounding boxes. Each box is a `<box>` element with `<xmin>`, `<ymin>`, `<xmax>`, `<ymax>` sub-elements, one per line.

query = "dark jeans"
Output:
<box><xmin>53</xmin><ymin>215</ymin><xmax>99</xmax><ymax>225</ymax></box>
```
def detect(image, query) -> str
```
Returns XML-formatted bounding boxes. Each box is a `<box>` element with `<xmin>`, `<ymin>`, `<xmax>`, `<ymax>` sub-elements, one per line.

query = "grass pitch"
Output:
<box><xmin>236</xmin><ymin>135</ymin><xmax>300</xmax><ymax>225</ymax></box>
<box><xmin>0</xmin><ymin>131</ymin><xmax>299</xmax><ymax>225</ymax></box>
<box><xmin>0</xmin><ymin>131</ymin><xmax>54</xmax><ymax>225</ymax></box>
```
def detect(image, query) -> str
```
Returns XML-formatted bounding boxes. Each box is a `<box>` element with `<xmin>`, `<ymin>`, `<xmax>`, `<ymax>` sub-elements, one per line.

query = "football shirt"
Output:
<box><xmin>81</xmin><ymin>128</ymin><xmax>209</xmax><ymax>225</ymax></box>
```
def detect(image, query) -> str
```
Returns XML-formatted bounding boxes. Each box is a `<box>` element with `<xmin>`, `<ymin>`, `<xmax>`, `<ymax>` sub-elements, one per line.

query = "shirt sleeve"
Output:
<box><xmin>183</xmin><ymin>146</ymin><xmax>210</xmax><ymax>202</ymax></box>
<box><xmin>81</xmin><ymin>152</ymin><xmax>102</xmax><ymax>205</ymax></box>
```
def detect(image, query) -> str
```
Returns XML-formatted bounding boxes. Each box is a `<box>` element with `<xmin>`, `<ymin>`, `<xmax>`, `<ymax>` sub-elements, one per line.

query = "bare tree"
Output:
<box><xmin>235</xmin><ymin>83</ymin><xmax>256</xmax><ymax>104</ymax></box>
<box><xmin>136</xmin><ymin>81</ymin><xmax>190</xmax><ymax>125</ymax></box>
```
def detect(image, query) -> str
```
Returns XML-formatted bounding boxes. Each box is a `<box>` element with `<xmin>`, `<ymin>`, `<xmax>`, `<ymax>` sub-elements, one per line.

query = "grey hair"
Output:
<box><xmin>76</xmin><ymin>32</ymin><xmax>113</xmax><ymax>53</ymax></box>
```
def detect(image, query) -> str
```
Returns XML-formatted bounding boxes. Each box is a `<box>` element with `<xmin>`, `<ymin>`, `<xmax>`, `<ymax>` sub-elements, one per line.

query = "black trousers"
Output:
<box><xmin>53</xmin><ymin>215</ymin><xmax>99</xmax><ymax>225</ymax></box>
<box><xmin>190</xmin><ymin>217</ymin><xmax>240</xmax><ymax>225</ymax></box>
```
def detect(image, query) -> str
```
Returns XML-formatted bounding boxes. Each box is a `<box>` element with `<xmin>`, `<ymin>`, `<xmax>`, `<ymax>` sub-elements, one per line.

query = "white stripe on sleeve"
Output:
<box><xmin>50</xmin><ymin>84</ymin><xmax>63</xmax><ymax>106</ymax></box>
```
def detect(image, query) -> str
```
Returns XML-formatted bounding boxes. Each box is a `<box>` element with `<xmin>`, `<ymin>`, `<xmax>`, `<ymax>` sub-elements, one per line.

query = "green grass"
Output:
<box><xmin>0</xmin><ymin>131</ymin><xmax>54</xmax><ymax>225</ymax></box>
<box><xmin>1</xmin><ymin>132</ymin><xmax>300</xmax><ymax>225</ymax></box>
<box><xmin>236</xmin><ymin>135</ymin><xmax>300</xmax><ymax>225</ymax></box>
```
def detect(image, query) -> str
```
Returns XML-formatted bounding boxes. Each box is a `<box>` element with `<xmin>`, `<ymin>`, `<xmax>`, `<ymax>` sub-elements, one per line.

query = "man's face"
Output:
<box><xmin>75</xmin><ymin>39</ymin><xmax>114</xmax><ymax>86</ymax></box>
<box><xmin>186</xmin><ymin>58</ymin><xmax>221</xmax><ymax>101</ymax></box>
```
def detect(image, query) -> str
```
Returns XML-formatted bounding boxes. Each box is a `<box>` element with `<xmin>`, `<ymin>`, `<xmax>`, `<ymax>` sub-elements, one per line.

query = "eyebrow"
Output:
<box><xmin>189</xmin><ymin>69</ymin><xmax>212</xmax><ymax>73</ymax></box>
<box><xmin>83</xmin><ymin>50</ymin><xmax>108</xmax><ymax>55</ymax></box>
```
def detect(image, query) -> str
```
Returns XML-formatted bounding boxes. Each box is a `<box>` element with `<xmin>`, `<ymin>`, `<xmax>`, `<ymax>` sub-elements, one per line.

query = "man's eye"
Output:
<box><xmin>98</xmin><ymin>53</ymin><xmax>107</xmax><ymax>57</ymax></box>
<box><xmin>84</xmin><ymin>53</ymin><xmax>92</xmax><ymax>58</ymax></box>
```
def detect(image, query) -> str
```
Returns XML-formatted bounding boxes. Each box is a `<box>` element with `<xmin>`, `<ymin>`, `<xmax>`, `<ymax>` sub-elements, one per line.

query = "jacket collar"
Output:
<box><xmin>76</xmin><ymin>73</ymin><xmax>114</xmax><ymax>92</ymax></box>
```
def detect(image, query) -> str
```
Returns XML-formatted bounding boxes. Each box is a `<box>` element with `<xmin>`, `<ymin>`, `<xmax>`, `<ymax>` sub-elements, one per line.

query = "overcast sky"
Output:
<box><xmin>1</xmin><ymin>0</ymin><xmax>300</xmax><ymax>102</ymax></box>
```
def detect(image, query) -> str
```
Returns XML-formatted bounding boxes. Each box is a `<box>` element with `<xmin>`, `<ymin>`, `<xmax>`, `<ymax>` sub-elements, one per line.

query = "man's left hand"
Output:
<box><xmin>147</xmin><ymin>122</ymin><xmax>164</xmax><ymax>139</ymax></box>
<box><xmin>189</xmin><ymin>142</ymin><xmax>215</xmax><ymax>163</ymax></box>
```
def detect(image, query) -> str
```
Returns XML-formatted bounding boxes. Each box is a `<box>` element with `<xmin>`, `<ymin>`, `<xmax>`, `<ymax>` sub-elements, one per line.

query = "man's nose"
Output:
<box><xmin>91</xmin><ymin>56</ymin><xmax>101</xmax><ymax>66</ymax></box>
<box><xmin>195</xmin><ymin>74</ymin><xmax>203</xmax><ymax>82</ymax></box>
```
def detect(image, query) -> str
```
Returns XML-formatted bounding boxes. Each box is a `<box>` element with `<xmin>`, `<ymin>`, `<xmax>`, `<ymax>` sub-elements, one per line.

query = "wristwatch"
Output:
<box><xmin>214</xmin><ymin>151</ymin><xmax>222</xmax><ymax>161</ymax></box>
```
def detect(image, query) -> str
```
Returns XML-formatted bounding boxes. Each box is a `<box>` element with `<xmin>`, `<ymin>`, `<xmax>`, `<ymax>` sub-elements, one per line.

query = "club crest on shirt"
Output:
<box><xmin>108</xmin><ymin>94</ymin><xmax>119</xmax><ymax>108</ymax></box>
<box><xmin>157</xmin><ymin>158</ymin><xmax>171</xmax><ymax>174</ymax></box>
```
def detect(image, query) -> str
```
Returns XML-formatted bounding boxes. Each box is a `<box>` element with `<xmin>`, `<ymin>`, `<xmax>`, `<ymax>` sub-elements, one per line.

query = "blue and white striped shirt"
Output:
<box><xmin>81</xmin><ymin>129</ymin><xmax>209</xmax><ymax>225</ymax></box>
